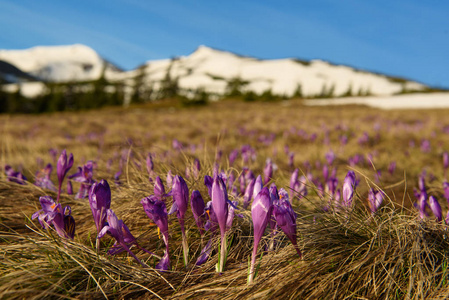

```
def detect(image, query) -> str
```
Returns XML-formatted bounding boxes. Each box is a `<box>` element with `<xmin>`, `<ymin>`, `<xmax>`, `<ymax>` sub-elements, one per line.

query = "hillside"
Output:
<box><xmin>131</xmin><ymin>45</ymin><xmax>428</xmax><ymax>98</ymax></box>
<box><xmin>0</xmin><ymin>44</ymin><xmax>430</xmax><ymax>100</ymax></box>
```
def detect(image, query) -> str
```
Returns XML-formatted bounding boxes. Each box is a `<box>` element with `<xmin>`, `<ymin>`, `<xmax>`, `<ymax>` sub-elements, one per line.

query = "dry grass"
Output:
<box><xmin>2</xmin><ymin>100</ymin><xmax>449</xmax><ymax>299</ymax></box>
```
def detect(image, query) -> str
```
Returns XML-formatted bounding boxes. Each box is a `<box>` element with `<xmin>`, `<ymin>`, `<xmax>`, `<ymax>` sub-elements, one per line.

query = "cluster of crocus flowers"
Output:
<box><xmin>4</xmin><ymin>165</ymin><xmax>27</xmax><ymax>185</ymax></box>
<box><xmin>32</xmin><ymin>196</ymin><xmax>75</xmax><ymax>239</ymax></box>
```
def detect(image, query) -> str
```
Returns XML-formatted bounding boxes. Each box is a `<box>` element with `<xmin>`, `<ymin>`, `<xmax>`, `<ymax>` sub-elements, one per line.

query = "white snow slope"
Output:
<box><xmin>304</xmin><ymin>92</ymin><xmax>449</xmax><ymax>110</ymax></box>
<box><xmin>133</xmin><ymin>45</ymin><xmax>427</xmax><ymax>98</ymax></box>
<box><xmin>0</xmin><ymin>44</ymin><xmax>120</xmax><ymax>83</ymax></box>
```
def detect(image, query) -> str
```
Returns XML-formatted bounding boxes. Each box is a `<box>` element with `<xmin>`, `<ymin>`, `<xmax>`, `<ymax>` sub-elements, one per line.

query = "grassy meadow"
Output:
<box><xmin>2</xmin><ymin>99</ymin><xmax>449</xmax><ymax>299</ymax></box>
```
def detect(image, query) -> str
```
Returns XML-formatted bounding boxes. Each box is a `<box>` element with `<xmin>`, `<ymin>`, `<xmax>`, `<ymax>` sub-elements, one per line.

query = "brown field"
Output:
<box><xmin>1</xmin><ymin>99</ymin><xmax>449</xmax><ymax>299</ymax></box>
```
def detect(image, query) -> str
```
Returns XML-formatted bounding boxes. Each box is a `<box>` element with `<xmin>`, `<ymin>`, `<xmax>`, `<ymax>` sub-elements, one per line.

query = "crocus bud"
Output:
<box><xmin>172</xmin><ymin>176</ymin><xmax>189</xmax><ymax>227</ymax></box>
<box><xmin>273</xmin><ymin>198</ymin><xmax>301</xmax><ymax>257</ymax></box>
<box><xmin>263</xmin><ymin>159</ymin><xmax>273</xmax><ymax>185</ymax></box>
<box><xmin>212</xmin><ymin>174</ymin><xmax>230</xmax><ymax>272</ymax></box>
<box><xmin>249</xmin><ymin>187</ymin><xmax>272</xmax><ymax>283</ymax></box>
<box><xmin>368</xmin><ymin>188</ymin><xmax>383</xmax><ymax>214</ymax></box>
<box><xmin>89</xmin><ymin>180</ymin><xmax>111</xmax><ymax>233</ymax></box>
<box><xmin>388</xmin><ymin>161</ymin><xmax>396</xmax><ymax>175</ymax></box>
<box><xmin>429</xmin><ymin>195</ymin><xmax>442</xmax><ymax>222</ymax></box>
<box><xmin>443</xmin><ymin>181</ymin><xmax>449</xmax><ymax>203</ymax></box>
<box><xmin>243</xmin><ymin>178</ymin><xmax>255</xmax><ymax>209</ymax></box>
<box><xmin>290</xmin><ymin>169</ymin><xmax>299</xmax><ymax>196</ymax></box>
<box><xmin>67</xmin><ymin>180</ymin><xmax>73</xmax><ymax>195</ymax></box>
<box><xmin>193</xmin><ymin>158</ymin><xmax>201</xmax><ymax>179</ymax></box>
<box><xmin>211</xmin><ymin>175</ymin><xmax>229</xmax><ymax>238</ymax></box>
<box><xmin>253</xmin><ymin>175</ymin><xmax>263</xmax><ymax>199</ymax></box>
<box><xmin>342</xmin><ymin>171</ymin><xmax>357</xmax><ymax>207</ymax></box>
<box><xmin>190</xmin><ymin>190</ymin><xmax>207</xmax><ymax>235</ymax></box>
<box><xmin>204</xmin><ymin>175</ymin><xmax>213</xmax><ymax>197</ymax></box>
<box><xmin>56</xmin><ymin>150</ymin><xmax>74</xmax><ymax>187</ymax></box>
<box><xmin>154</xmin><ymin>176</ymin><xmax>166</xmax><ymax>200</ymax></box>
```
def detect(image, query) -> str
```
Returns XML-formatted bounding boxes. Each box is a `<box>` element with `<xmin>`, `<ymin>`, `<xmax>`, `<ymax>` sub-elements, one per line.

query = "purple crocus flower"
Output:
<box><xmin>89</xmin><ymin>180</ymin><xmax>111</xmax><ymax>248</ymax></box>
<box><xmin>325</xmin><ymin>150</ymin><xmax>336</xmax><ymax>165</ymax></box>
<box><xmin>141</xmin><ymin>196</ymin><xmax>170</xmax><ymax>271</ymax></box>
<box><xmin>273</xmin><ymin>190</ymin><xmax>302</xmax><ymax>257</ymax></box>
<box><xmin>248</xmin><ymin>187</ymin><xmax>272</xmax><ymax>284</ymax></box>
<box><xmin>443</xmin><ymin>181</ymin><xmax>449</xmax><ymax>203</ymax></box>
<box><xmin>263</xmin><ymin>159</ymin><xmax>273</xmax><ymax>185</ymax></box>
<box><xmin>288</xmin><ymin>152</ymin><xmax>294</xmax><ymax>168</ymax></box>
<box><xmin>428</xmin><ymin>196</ymin><xmax>442</xmax><ymax>222</ymax></box>
<box><xmin>98</xmin><ymin>209</ymin><xmax>154</xmax><ymax>267</ymax></box>
<box><xmin>32</xmin><ymin>196</ymin><xmax>75</xmax><ymax>239</ymax></box>
<box><xmin>204</xmin><ymin>175</ymin><xmax>213</xmax><ymax>197</ymax></box>
<box><xmin>368</xmin><ymin>188</ymin><xmax>384</xmax><ymax>214</ymax></box>
<box><xmin>243</xmin><ymin>178</ymin><xmax>256</xmax><ymax>209</ymax></box>
<box><xmin>388</xmin><ymin>161</ymin><xmax>397</xmax><ymax>175</ymax></box>
<box><xmin>190</xmin><ymin>190</ymin><xmax>207</xmax><ymax>236</ymax></box>
<box><xmin>226</xmin><ymin>200</ymin><xmax>238</xmax><ymax>230</ymax></box>
<box><xmin>195</xmin><ymin>238</ymin><xmax>214</xmax><ymax>266</ymax></box>
<box><xmin>154</xmin><ymin>176</ymin><xmax>169</xmax><ymax>201</ymax></box>
<box><xmin>169</xmin><ymin>175</ymin><xmax>189</xmax><ymax>266</ymax></box>
<box><xmin>322</xmin><ymin>164</ymin><xmax>329</xmax><ymax>181</ymax></box>
<box><xmin>193</xmin><ymin>158</ymin><xmax>201</xmax><ymax>179</ymax></box>
<box><xmin>114</xmin><ymin>171</ymin><xmax>122</xmax><ymax>186</ymax></box>
<box><xmin>34</xmin><ymin>163</ymin><xmax>57</xmax><ymax>191</ymax></box>
<box><xmin>211</xmin><ymin>174</ymin><xmax>230</xmax><ymax>272</ymax></box>
<box><xmin>69</xmin><ymin>161</ymin><xmax>95</xmax><ymax>199</ymax></box>
<box><xmin>166</xmin><ymin>170</ymin><xmax>174</xmax><ymax>188</ymax></box>
<box><xmin>49</xmin><ymin>148</ymin><xmax>58</xmax><ymax>163</ymax></box>
<box><xmin>414</xmin><ymin>188</ymin><xmax>428</xmax><ymax>219</ymax></box>
<box><xmin>229</xmin><ymin>149</ymin><xmax>239</xmax><ymax>165</ymax></box>
<box><xmin>342</xmin><ymin>171</ymin><xmax>357</xmax><ymax>207</ymax></box>
<box><xmin>253</xmin><ymin>175</ymin><xmax>263</xmax><ymax>199</ymax></box>
<box><xmin>67</xmin><ymin>180</ymin><xmax>73</xmax><ymax>195</ymax></box>
<box><xmin>290</xmin><ymin>168</ymin><xmax>299</xmax><ymax>197</ymax></box>
<box><xmin>420</xmin><ymin>139</ymin><xmax>431</xmax><ymax>153</ymax></box>
<box><xmin>5</xmin><ymin>165</ymin><xmax>27</xmax><ymax>185</ymax></box>
<box><xmin>56</xmin><ymin>150</ymin><xmax>74</xmax><ymax>202</ymax></box>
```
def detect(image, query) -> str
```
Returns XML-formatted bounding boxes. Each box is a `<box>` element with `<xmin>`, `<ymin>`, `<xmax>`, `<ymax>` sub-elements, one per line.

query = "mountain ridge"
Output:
<box><xmin>0</xmin><ymin>44</ymin><xmax>433</xmax><ymax>98</ymax></box>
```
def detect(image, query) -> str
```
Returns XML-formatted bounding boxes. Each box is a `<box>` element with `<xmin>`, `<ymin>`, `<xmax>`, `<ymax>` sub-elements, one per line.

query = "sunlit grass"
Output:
<box><xmin>2</xmin><ymin>100</ymin><xmax>449</xmax><ymax>298</ymax></box>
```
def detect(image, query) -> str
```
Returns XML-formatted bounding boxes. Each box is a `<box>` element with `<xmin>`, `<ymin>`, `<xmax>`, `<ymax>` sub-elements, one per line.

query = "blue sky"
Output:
<box><xmin>1</xmin><ymin>0</ymin><xmax>448</xmax><ymax>88</ymax></box>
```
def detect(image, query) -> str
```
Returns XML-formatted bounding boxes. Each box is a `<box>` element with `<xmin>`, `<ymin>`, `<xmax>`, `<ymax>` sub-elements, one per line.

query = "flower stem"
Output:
<box><xmin>219</xmin><ymin>233</ymin><xmax>227</xmax><ymax>273</ymax></box>
<box><xmin>248</xmin><ymin>241</ymin><xmax>259</xmax><ymax>284</ymax></box>
<box><xmin>181</xmin><ymin>230</ymin><xmax>189</xmax><ymax>267</ymax></box>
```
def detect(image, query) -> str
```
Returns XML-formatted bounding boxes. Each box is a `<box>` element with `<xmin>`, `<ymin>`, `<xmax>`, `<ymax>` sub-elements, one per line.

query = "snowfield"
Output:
<box><xmin>304</xmin><ymin>92</ymin><xmax>449</xmax><ymax>110</ymax></box>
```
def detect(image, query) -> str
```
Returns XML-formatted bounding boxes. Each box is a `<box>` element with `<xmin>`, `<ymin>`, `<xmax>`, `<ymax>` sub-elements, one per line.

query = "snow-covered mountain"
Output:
<box><xmin>0</xmin><ymin>44</ymin><xmax>430</xmax><ymax>98</ymax></box>
<box><xmin>132</xmin><ymin>45</ymin><xmax>427</xmax><ymax>98</ymax></box>
<box><xmin>0</xmin><ymin>44</ymin><xmax>121</xmax><ymax>83</ymax></box>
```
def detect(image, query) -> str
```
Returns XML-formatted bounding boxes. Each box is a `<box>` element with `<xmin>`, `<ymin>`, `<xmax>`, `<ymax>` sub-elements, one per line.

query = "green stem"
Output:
<box><xmin>219</xmin><ymin>233</ymin><xmax>227</xmax><ymax>273</ymax></box>
<box><xmin>182</xmin><ymin>230</ymin><xmax>189</xmax><ymax>267</ymax></box>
